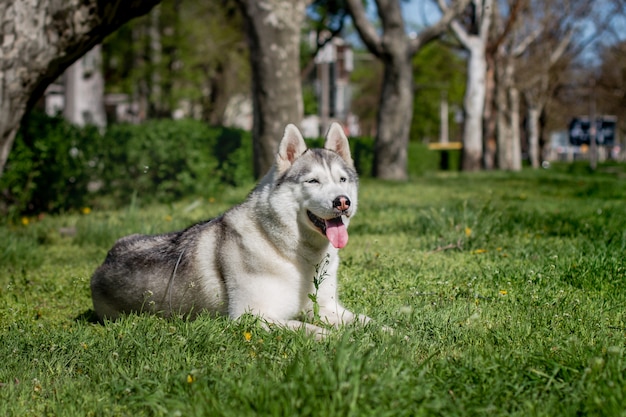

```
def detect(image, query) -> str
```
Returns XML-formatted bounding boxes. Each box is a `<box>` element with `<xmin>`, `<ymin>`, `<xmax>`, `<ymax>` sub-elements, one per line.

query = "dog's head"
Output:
<box><xmin>275</xmin><ymin>123</ymin><xmax>358</xmax><ymax>249</ymax></box>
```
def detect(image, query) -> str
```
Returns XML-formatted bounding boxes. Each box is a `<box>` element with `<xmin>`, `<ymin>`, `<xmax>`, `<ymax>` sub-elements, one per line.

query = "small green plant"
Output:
<box><xmin>308</xmin><ymin>253</ymin><xmax>330</xmax><ymax>324</ymax></box>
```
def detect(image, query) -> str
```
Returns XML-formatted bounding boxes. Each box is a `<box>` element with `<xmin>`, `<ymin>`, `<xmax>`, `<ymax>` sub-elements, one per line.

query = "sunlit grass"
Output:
<box><xmin>1</xmin><ymin>167</ymin><xmax>625</xmax><ymax>416</ymax></box>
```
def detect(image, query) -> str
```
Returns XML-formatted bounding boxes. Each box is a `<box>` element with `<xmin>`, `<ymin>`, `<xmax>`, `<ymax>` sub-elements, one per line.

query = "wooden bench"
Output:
<box><xmin>428</xmin><ymin>142</ymin><xmax>463</xmax><ymax>170</ymax></box>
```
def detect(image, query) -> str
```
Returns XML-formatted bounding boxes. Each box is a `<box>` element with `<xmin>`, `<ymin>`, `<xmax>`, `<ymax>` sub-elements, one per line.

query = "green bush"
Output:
<box><xmin>1</xmin><ymin>115</ymin><xmax>254</xmax><ymax>217</ymax></box>
<box><xmin>95</xmin><ymin>119</ymin><xmax>219</xmax><ymax>205</ymax></box>
<box><xmin>93</xmin><ymin>120</ymin><xmax>256</xmax><ymax>207</ymax></box>
<box><xmin>0</xmin><ymin>112</ymin><xmax>100</xmax><ymax>217</ymax></box>
<box><xmin>213</xmin><ymin>127</ymin><xmax>254</xmax><ymax>186</ymax></box>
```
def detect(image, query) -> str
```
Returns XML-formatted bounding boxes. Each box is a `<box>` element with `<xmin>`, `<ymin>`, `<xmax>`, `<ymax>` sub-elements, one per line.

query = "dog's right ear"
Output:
<box><xmin>276</xmin><ymin>124</ymin><xmax>307</xmax><ymax>172</ymax></box>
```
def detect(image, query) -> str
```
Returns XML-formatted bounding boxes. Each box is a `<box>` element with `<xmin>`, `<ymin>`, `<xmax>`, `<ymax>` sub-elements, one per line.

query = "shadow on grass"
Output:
<box><xmin>74</xmin><ymin>309</ymin><xmax>101</xmax><ymax>324</ymax></box>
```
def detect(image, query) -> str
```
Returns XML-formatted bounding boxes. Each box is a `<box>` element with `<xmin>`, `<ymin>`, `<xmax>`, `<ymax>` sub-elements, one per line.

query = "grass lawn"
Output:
<box><xmin>1</xmin><ymin>165</ymin><xmax>625</xmax><ymax>416</ymax></box>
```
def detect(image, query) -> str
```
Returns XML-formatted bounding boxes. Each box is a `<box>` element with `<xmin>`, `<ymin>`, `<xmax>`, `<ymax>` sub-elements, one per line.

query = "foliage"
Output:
<box><xmin>0</xmin><ymin>112</ymin><xmax>100</xmax><ymax>217</ymax></box>
<box><xmin>93</xmin><ymin>120</ymin><xmax>255</xmax><ymax>207</ymax></box>
<box><xmin>0</xmin><ymin>114</ymin><xmax>254</xmax><ymax>217</ymax></box>
<box><xmin>412</xmin><ymin>41</ymin><xmax>466</xmax><ymax>142</ymax></box>
<box><xmin>2</xmin><ymin>169</ymin><xmax>626</xmax><ymax>415</ymax></box>
<box><xmin>102</xmin><ymin>0</ymin><xmax>249</xmax><ymax>122</ymax></box>
<box><xmin>302</xmin><ymin>84</ymin><xmax>319</xmax><ymax>116</ymax></box>
<box><xmin>350</xmin><ymin>51</ymin><xmax>383</xmax><ymax>137</ymax></box>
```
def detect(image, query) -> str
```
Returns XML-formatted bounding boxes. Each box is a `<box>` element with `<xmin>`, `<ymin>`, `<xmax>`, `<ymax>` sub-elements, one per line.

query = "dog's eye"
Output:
<box><xmin>339</xmin><ymin>177</ymin><xmax>347</xmax><ymax>183</ymax></box>
<box><xmin>306</xmin><ymin>178</ymin><xmax>319</xmax><ymax>184</ymax></box>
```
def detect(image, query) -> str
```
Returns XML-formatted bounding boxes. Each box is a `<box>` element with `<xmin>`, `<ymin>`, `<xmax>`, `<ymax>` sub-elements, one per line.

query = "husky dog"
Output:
<box><xmin>90</xmin><ymin>123</ymin><xmax>371</xmax><ymax>337</ymax></box>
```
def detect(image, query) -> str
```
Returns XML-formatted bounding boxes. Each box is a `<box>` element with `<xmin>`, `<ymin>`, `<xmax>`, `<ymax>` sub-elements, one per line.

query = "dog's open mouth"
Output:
<box><xmin>307</xmin><ymin>210</ymin><xmax>348</xmax><ymax>249</ymax></box>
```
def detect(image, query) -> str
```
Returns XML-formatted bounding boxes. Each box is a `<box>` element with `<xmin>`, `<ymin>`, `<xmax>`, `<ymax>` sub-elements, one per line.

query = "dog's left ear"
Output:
<box><xmin>324</xmin><ymin>123</ymin><xmax>353</xmax><ymax>167</ymax></box>
<box><xmin>277</xmin><ymin>124</ymin><xmax>307</xmax><ymax>172</ymax></box>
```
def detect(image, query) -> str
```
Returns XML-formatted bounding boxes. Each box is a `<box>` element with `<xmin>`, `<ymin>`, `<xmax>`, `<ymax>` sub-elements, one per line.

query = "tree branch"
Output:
<box><xmin>511</xmin><ymin>27</ymin><xmax>542</xmax><ymax>57</ymax></box>
<box><xmin>479</xmin><ymin>0</ymin><xmax>494</xmax><ymax>41</ymax></box>
<box><xmin>487</xmin><ymin>0</ymin><xmax>526</xmax><ymax>54</ymax></box>
<box><xmin>344</xmin><ymin>0</ymin><xmax>383</xmax><ymax>57</ymax></box>
<box><xmin>549</xmin><ymin>27</ymin><xmax>574</xmax><ymax>65</ymax></box>
<box><xmin>410</xmin><ymin>0</ymin><xmax>471</xmax><ymax>54</ymax></box>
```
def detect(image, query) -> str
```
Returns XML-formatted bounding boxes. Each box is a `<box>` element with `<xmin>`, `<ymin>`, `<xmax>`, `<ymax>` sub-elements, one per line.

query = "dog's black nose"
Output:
<box><xmin>333</xmin><ymin>195</ymin><xmax>351</xmax><ymax>212</ymax></box>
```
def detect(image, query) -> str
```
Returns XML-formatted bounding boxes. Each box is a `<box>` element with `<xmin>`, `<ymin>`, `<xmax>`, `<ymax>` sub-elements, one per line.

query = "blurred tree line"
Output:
<box><xmin>97</xmin><ymin>0</ymin><xmax>626</xmax><ymax>175</ymax></box>
<box><xmin>102</xmin><ymin>0</ymin><xmax>250</xmax><ymax>125</ymax></box>
<box><xmin>1</xmin><ymin>0</ymin><xmax>625</xmax><ymax>185</ymax></box>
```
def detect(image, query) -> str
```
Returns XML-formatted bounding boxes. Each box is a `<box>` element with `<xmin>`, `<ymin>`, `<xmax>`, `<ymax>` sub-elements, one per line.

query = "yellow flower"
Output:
<box><xmin>187</xmin><ymin>374</ymin><xmax>194</xmax><ymax>384</ymax></box>
<box><xmin>499</xmin><ymin>290</ymin><xmax>508</xmax><ymax>296</ymax></box>
<box><xmin>21</xmin><ymin>217</ymin><xmax>29</xmax><ymax>226</ymax></box>
<box><xmin>244</xmin><ymin>331</ymin><xmax>252</xmax><ymax>342</ymax></box>
<box><xmin>464</xmin><ymin>227</ymin><xmax>472</xmax><ymax>237</ymax></box>
<box><xmin>472</xmin><ymin>248</ymin><xmax>487</xmax><ymax>255</ymax></box>
<box><xmin>81</xmin><ymin>207</ymin><xmax>91</xmax><ymax>215</ymax></box>
<box><xmin>165</xmin><ymin>215</ymin><xmax>173</xmax><ymax>222</ymax></box>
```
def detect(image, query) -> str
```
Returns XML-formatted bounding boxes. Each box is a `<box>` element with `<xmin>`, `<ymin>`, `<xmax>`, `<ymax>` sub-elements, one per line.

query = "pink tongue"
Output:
<box><xmin>325</xmin><ymin>217</ymin><xmax>348</xmax><ymax>249</ymax></box>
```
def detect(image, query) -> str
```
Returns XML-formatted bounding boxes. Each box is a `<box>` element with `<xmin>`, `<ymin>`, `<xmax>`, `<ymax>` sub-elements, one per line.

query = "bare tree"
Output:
<box><xmin>522</xmin><ymin>34</ymin><xmax>573</xmax><ymax>169</ymax></box>
<box><xmin>490</xmin><ymin>0</ymin><xmax>540</xmax><ymax>170</ymax></box>
<box><xmin>516</xmin><ymin>0</ymin><xmax>618</xmax><ymax>168</ymax></box>
<box><xmin>480</xmin><ymin>0</ymin><xmax>526</xmax><ymax>170</ymax></box>
<box><xmin>0</xmin><ymin>0</ymin><xmax>161</xmax><ymax>177</ymax></box>
<box><xmin>439</xmin><ymin>0</ymin><xmax>493</xmax><ymax>171</ymax></box>
<box><xmin>236</xmin><ymin>0</ymin><xmax>307</xmax><ymax>178</ymax></box>
<box><xmin>345</xmin><ymin>0</ymin><xmax>469</xmax><ymax>180</ymax></box>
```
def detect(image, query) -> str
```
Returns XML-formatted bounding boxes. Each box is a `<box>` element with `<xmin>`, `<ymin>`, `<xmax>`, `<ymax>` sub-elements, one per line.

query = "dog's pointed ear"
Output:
<box><xmin>324</xmin><ymin>123</ymin><xmax>353</xmax><ymax>167</ymax></box>
<box><xmin>277</xmin><ymin>124</ymin><xmax>307</xmax><ymax>172</ymax></box>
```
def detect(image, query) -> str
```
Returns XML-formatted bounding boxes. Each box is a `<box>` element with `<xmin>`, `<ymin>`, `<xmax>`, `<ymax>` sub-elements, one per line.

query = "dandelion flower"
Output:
<box><xmin>21</xmin><ymin>217</ymin><xmax>29</xmax><ymax>226</ymax></box>
<box><xmin>81</xmin><ymin>207</ymin><xmax>91</xmax><ymax>215</ymax></box>
<box><xmin>187</xmin><ymin>374</ymin><xmax>194</xmax><ymax>384</ymax></box>
<box><xmin>465</xmin><ymin>227</ymin><xmax>472</xmax><ymax>237</ymax></box>
<box><xmin>499</xmin><ymin>290</ymin><xmax>508</xmax><ymax>296</ymax></box>
<box><xmin>244</xmin><ymin>331</ymin><xmax>252</xmax><ymax>342</ymax></box>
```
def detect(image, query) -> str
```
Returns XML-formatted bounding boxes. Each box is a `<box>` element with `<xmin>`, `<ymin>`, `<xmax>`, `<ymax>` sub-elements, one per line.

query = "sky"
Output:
<box><xmin>397</xmin><ymin>0</ymin><xmax>626</xmax><ymax>63</ymax></box>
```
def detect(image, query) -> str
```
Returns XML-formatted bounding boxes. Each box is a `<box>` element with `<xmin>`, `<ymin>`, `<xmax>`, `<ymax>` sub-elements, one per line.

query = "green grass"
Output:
<box><xmin>1</xmin><ymin>167</ymin><xmax>626</xmax><ymax>416</ymax></box>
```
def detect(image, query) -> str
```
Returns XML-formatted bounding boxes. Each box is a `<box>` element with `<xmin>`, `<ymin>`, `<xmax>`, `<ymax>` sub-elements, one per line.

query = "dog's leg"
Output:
<box><xmin>262</xmin><ymin>318</ymin><xmax>330</xmax><ymax>340</ymax></box>
<box><xmin>312</xmin><ymin>254</ymin><xmax>373</xmax><ymax>328</ymax></box>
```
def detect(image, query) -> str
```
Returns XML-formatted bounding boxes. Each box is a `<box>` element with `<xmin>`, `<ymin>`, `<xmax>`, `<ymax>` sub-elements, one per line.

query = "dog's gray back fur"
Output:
<box><xmin>91</xmin><ymin>219</ymin><xmax>225</xmax><ymax>319</ymax></box>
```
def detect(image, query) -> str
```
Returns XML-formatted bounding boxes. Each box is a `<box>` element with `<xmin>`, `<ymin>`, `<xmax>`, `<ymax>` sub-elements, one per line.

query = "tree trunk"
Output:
<box><xmin>448</xmin><ymin>0</ymin><xmax>493</xmax><ymax>172</ymax></box>
<box><xmin>527</xmin><ymin>106</ymin><xmax>541</xmax><ymax>168</ymax></box>
<box><xmin>462</xmin><ymin>44</ymin><xmax>487</xmax><ymax>171</ymax></box>
<box><xmin>0</xmin><ymin>0</ymin><xmax>161</xmax><ymax>177</ymax></box>
<box><xmin>236</xmin><ymin>0</ymin><xmax>306</xmax><ymax>178</ymax></box>
<box><xmin>509</xmin><ymin>85</ymin><xmax>521</xmax><ymax>170</ymax></box>
<box><xmin>495</xmin><ymin>57</ymin><xmax>522</xmax><ymax>171</ymax></box>
<box><xmin>374</xmin><ymin>52</ymin><xmax>413</xmax><ymax>180</ymax></box>
<box><xmin>483</xmin><ymin>54</ymin><xmax>497</xmax><ymax>170</ymax></box>
<box><xmin>346</xmin><ymin>0</ymin><xmax>467</xmax><ymax>180</ymax></box>
<box><xmin>495</xmin><ymin>63</ymin><xmax>511</xmax><ymax>169</ymax></box>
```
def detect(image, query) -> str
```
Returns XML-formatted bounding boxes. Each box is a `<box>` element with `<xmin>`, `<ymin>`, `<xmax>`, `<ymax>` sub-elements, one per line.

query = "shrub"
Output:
<box><xmin>93</xmin><ymin>120</ymin><xmax>256</xmax><ymax>207</ymax></box>
<box><xmin>0</xmin><ymin>112</ymin><xmax>100</xmax><ymax>218</ymax></box>
<box><xmin>95</xmin><ymin>119</ymin><xmax>221</xmax><ymax>205</ymax></box>
<box><xmin>1</xmin><ymin>115</ymin><xmax>254</xmax><ymax>217</ymax></box>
